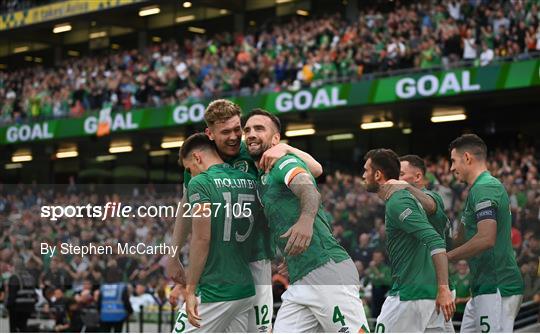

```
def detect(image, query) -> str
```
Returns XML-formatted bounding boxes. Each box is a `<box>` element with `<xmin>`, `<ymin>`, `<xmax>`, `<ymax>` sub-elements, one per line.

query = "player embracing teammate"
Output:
<box><xmin>365</xmin><ymin>134</ymin><xmax>523</xmax><ymax>333</ymax></box>
<box><xmin>167</xmin><ymin>97</ymin><xmax>522</xmax><ymax>333</ymax></box>
<box><xmin>168</xmin><ymin>100</ymin><xmax>370</xmax><ymax>332</ymax></box>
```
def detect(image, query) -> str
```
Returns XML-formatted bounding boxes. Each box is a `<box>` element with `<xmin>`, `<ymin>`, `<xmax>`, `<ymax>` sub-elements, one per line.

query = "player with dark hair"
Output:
<box><xmin>447</xmin><ymin>134</ymin><xmax>523</xmax><ymax>333</ymax></box>
<box><xmin>173</xmin><ymin>132</ymin><xmax>261</xmax><ymax>332</ymax></box>
<box><xmin>244</xmin><ymin>110</ymin><xmax>370</xmax><ymax>333</ymax></box>
<box><xmin>168</xmin><ymin>99</ymin><xmax>323</xmax><ymax>332</ymax></box>
<box><xmin>382</xmin><ymin>153</ymin><xmax>456</xmax><ymax>331</ymax></box>
<box><xmin>363</xmin><ymin>149</ymin><xmax>455</xmax><ymax>332</ymax></box>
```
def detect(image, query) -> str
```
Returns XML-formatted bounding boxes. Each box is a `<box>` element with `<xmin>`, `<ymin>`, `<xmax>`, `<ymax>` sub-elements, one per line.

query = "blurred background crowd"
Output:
<box><xmin>1</xmin><ymin>0</ymin><xmax>540</xmax><ymax>125</ymax></box>
<box><xmin>1</xmin><ymin>144</ymin><xmax>539</xmax><ymax>331</ymax></box>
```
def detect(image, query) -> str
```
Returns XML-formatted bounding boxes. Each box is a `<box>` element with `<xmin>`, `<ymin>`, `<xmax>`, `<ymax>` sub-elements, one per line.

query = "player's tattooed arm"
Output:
<box><xmin>185</xmin><ymin>211</ymin><xmax>211</xmax><ymax>328</ymax></box>
<box><xmin>260</xmin><ymin>143</ymin><xmax>323</xmax><ymax>177</ymax></box>
<box><xmin>281</xmin><ymin>173</ymin><xmax>320</xmax><ymax>256</ymax></box>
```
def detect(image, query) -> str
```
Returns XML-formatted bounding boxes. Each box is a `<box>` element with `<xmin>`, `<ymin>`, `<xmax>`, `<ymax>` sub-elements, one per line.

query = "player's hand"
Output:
<box><xmin>436</xmin><ymin>285</ymin><xmax>455</xmax><ymax>322</ymax></box>
<box><xmin>166</xmin><ymin>257</ymin><xmax>187</xmax><ymax>286</ymax></box>
<box><xmin>281</xmin><ymin>215</ymin><xmax>313</xmax><ymax>256</ymax></box>
<box><xmin>169</xmin><ymin>284</ymin><xmax>186</xmax><ymax>307</ymax></box>
<box><xmin>185</xmin><ymin>293</ymin><xmax>202</xmax><ymax>328</ymax></box>
<box><xmin>380</xmin><ymin>179</ymin><xmax>409</xmax><ymax>200</ymax></box>
<box><xmin>278</xmin><ymin>261</ymin><xmax>289</xmax><ymax>277</ymax></box>
<box><xmin>259</xmin><ymin>143</ymin><xmax>290</xmax><ymax>172</ymax></box>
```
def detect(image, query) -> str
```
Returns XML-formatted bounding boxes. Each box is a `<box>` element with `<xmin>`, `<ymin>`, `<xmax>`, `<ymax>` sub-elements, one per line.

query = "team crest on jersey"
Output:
<box><xmin>260</xmin><ymin>174</ymin><xmax>268</xmax><ymax>185</ymax></box>
<box><xmin>233</xmin><ymin>160</ymin><xmax>249</xmax><ymax>172</ymax></box>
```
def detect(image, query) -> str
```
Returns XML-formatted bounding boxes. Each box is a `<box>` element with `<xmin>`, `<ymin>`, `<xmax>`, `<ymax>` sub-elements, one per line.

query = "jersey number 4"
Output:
<box><xmin>333</xmin><ymin>306</ymin><xmax>345</xmax><ymax>326</ymax></box>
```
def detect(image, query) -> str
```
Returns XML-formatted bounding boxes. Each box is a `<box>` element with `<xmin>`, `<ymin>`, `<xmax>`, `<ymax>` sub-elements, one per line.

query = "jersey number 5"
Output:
<box><xmin>480</xmin><ymin>316</ymin><xmax>490</xmax><ymax>333</ymax></box>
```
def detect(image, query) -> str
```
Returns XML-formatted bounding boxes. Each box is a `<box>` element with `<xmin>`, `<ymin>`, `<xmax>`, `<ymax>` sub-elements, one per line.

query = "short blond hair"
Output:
<box><xmin>204</xmin><ymin>99</ymin><xmax>242</xmax><ymax>127</ymax></box>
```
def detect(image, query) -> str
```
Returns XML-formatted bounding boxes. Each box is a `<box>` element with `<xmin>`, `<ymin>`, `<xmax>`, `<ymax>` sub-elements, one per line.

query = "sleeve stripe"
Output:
<box><xmin>399</xmin><ymin>208</ymin><xmax>413</xmax><ymax>222</ymax></box>
<box><xmin>284</xmin><ymin>167</ymin><xmax>306</xmax><ymax>187</ymax></box>
<box><xmin>279</xmin><ymin>158</ymin><xmax>298</xmax><ymax>170</ymax></box>
<box><xmin>189</xmin><ymin>193</ymin><xmax>200</xmax><ymax>202</ymax></box>
<box><xmin>430</xmin><ymin>248</ymin><xmax>446</xmax><ymax>256</ymax></box>
<box><xmin>475</xmin><ymin>200</ymin><xmax>493</xmax><ymax>211</ymax></box>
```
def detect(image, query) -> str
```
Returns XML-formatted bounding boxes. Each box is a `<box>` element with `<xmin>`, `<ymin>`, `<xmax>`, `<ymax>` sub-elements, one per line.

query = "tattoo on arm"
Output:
<box><xmin>289</xmin><ymin>173</ymin><xmax>321</xmax><ymax>218</ymax></box>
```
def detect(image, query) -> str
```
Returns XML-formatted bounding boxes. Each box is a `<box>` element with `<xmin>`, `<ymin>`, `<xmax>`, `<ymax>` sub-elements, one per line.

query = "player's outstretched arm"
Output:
<box><xmin>281</xmin><ymin>172</ymin><xmax>320</xmax><ymax>256</ymax></box>
<box><xmin>185</xmin><ymin>212</ymin><xmax>211</xmax><ymax>328</ymax></box>
<box><xmin>167</xmin><ymin>194</ymin><xmax>192</xmax><ymax>285</ymax></box>
<box><xmin>260</xmin><ymin>143</ymin><xmax>323</xmax><ymax>177</ymax></box>
<box><xmin>447</xmin><ymin>219</ymin><xmax>496</xmax><ymax>262</ymax></box>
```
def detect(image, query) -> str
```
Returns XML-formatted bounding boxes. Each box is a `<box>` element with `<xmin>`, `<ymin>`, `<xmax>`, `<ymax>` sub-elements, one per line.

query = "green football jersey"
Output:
<box><xmin>423</xmin><ymin>188</ymin><xmax>455</xmax><ymax>291</ymax></box>
<box><xmin>385</xmin><ymin>189</ymin><xmax>446</xmax><ymax>300</ymax></box>
<box><xmin>423</xmin><ymin>189</ymin><xmax>452</xmax><ymax>249</ymax></box>
<box><xmin>452</xmin><ymin>272</ymin><xmax>472</xmax><ymax>313</ymax></box>
<box><xmin>461</xmin><ymin>171</ymin><xmax>523</xmax><ymax>297</ymax></box>
<box><xmin>187</xmin><ymin>163</ymin><xmax>260</xmax><ymax>303</ymax></box>
<box><xmin>257</xmin><ymin>154</ymin><xmax>350</xmax><ymax>284</ymax></box>
<box><xmin>184</xmin><ymin>141</ymin><xmax>273</xmax><ymax>262</ymax></box>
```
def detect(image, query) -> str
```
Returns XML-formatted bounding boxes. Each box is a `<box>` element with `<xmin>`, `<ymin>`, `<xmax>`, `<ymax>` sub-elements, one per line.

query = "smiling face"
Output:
<box><xmin>450</xmin><ymin>148</ymin><xmax>468</xmax><ymax>183</ymax></box>
<box><xmin>205</xmin><ymin>115</ymin><xmax>242</xmax><ymax>159</ymax></box>
<box><xmin>244</xmin><ymin>115</ymin><xmax>280</xmax><ymax>161</ymax></box>
<box><xmin>457</xmin><ymin>260</ymin><xmax>468</xmax><ymax>275</ymax></box>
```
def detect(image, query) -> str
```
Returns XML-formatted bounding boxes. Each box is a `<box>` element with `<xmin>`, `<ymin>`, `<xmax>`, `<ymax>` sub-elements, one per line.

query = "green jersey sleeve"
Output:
<box><xmin>187</xmin><ymin>175</ymin><xmax>211</xmax><ymax>205</ymax></box>
<box><xmin>469</xmin><ymin>184</ymin><xmax>499</xmax><ymax>223</ymax></box>
<box><xmin>270</xmin><ymin>154</ymin><xmax>310</xmax><ymax>187</ymax></box>
<box><xmin>387</xmin><ymin>191</ymin><xmax>446</xmax><ymax>254</ymax></box>
<box><xmin>425</xmin><ymin>190</ymin><xmax>445</xmax><ymax>217</ymax></box>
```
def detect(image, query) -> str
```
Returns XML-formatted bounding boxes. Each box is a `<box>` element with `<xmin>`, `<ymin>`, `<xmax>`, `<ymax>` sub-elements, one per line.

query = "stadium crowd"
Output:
<box><xmin>2</xmin><ymin>0</ymin><xmax>540</xmax><ymax>125</ymax></box>
<box><xmin>0</xmin><ymin>144</ymin><xmax>539</xmax><ymax>330</ymax></box>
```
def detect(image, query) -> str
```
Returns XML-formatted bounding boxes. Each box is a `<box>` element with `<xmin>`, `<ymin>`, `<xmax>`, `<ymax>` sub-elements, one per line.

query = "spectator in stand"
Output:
<box><xmin>365</xmin><ymin>250</ymin><xmax>391</xmax><ymax>318</ymax></box>
<box><xmin>130</xmin><ymin>283</ymin><xmax>158</xmax><ymax>314</ymax></box>
<box><xmin>479</xmin><ymin>42</ymin><xmax>495</xmax><ymax>66</ymax></box>
<box><xmin>1</xmin><ymin>0</ymin><xmax>538</xmax><ymax>126</ymax></box>
<box><xmin>522</xmin><ymin>259</ymin><xmax>540</xmax><ymax>302</ymax></box>
<box><xmin>451</xmin><ymin>260</ymin><xmax>471</xmax><ymax>322</ymax></box>
<box><xmin>462</xmin><ymin>29</ymin><xmax>477</xmax><ymax>62</ymax></box>
<box><xmin>352</xmin><ymin>233</ymin><xmax>374</xmax><ymax>268</ymax></box>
